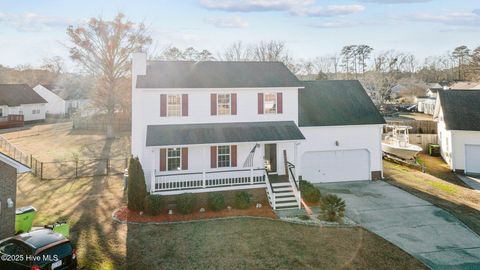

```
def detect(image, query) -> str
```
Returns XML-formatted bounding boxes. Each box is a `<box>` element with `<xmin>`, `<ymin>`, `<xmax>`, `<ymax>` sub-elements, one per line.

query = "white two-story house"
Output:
<box><xmin>131</xmin><ymin>53</ymin><xmax>385</xmax><ymax>209</ymax></box>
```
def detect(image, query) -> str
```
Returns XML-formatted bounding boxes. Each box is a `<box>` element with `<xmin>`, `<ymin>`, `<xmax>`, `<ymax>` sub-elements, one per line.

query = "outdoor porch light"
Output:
<box><xmin>335</xmin><ymin>140</ymin><xmax>339</xmax><ymax>146</ymax></box>
<box><xmin>7</xmin><ymin>198</ymin><xmax>14</xmax><ymax>208</ymax></box>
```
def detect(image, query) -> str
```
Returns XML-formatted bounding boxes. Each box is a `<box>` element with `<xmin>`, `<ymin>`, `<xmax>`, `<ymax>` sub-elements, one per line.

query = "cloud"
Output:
<box><xmin>0</xmin><ymin>12</ymin><xmax>76</xmax><ymax>32</ymax></box>
<box><xmin>199</xmin><ymin>0</ymin><xmax>365</xmax><ymax>17</ymax></box>
<box><xmin>308</xmin><ymin>19</ymin><xmax>376</xmax><ymax>28</ymax></box>
<box><xmin>199</xmin><ymin>0</ymin><xmax>314</xmax><ymax>12</ymax></box>
<box><xmin>360</xmin><ymin>0</ymin><xmax>433</xmax><ymax>3</ymax></box>
<box><xmin>294</xmin><ymin>5</ymin><xmax>365</xmax><ymax>17</ymax></box>
<box><xmin>205</xmin><ymin>16</ymin><xmax>249</xmax><ymax>28</ymax></box>
<box><xmin>402</xmin><ymin>9</ymin><xmax>480</xmax><ymax>27</ymax></box>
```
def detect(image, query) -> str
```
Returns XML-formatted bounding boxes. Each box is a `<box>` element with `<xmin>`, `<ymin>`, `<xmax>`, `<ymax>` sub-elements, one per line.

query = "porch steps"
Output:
<box><xmin>269</xmin><ymin>181</ymin><xmax>299</xmax><ymax>209</ymax></box>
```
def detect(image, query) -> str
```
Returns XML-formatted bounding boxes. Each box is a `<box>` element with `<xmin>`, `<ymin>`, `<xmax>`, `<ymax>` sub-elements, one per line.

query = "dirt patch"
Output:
<box><xmin>114</xmin><ymin>205</ymin><xmax>277</xmax><ymax>223</ymax></box>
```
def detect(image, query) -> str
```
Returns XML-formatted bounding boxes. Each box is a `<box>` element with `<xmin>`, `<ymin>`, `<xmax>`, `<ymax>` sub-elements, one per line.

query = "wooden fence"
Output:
<box><xmin>385</xmin><ymin>119</ymin><xmax>437</xmax><ymax>134</ymax></box>
<box><xmin>408</xmin><ymin>134</ymin><xmax>438</xmax><ymax>153</ymax></box>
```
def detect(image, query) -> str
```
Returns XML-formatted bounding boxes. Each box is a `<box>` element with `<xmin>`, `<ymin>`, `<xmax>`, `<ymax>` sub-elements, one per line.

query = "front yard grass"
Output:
<box><xmin>16</xmin><ymin>172</ymin><xmax>429</xmax><ymax>269</ymax></box>
<box><xmin>384</xmin><ymin>160</ymin><xmax>480</xmax><ymax>236</ymax></box>
<box><xmin>126</xmin><ymin>219</ymin><xmax>427</xmax><ymax>270</ymax></box>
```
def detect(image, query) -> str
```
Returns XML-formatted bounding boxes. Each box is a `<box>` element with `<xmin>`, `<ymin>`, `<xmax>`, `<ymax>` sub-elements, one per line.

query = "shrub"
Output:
<box><xmin>319</xmin><ymin>194</ymin><xmax>346</xmax><ymax>222</ymax></box>
<box><xmin>234</xmin><ymin>191</ymin><xmax>251</xmax><ymax>209</ymax></box>
<box><xmin>127</xmin><ymin>156</ymin><xmax>147</xmax><ymax>211</ymax></box>
<box><xmin>144</xmin><ymin>195</ymin><xmax>165</xmax><ymax>216</ymax></box>
<box><xmin>176</xmin><ymin>193</ymin><xmax>197</xmax><ymax>214</ymax></box>
<box><xmin>207</xmin><ymin>193</ymin><xmax>226</xmax><ymax>211</ymax></box>
<box><xmin>299</xmin><ymin>180</ymin><xmax>321</xmax><ymax>203</ymax></box>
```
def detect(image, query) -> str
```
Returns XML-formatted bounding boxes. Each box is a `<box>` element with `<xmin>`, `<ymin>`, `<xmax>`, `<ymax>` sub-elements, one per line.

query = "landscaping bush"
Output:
<box><xmin>319</xmin><ymin>194</ymin><xmax>346</xmax><ymax>222</ymax></box>
<box><xmin>127</xmin><ymin>156</ymin><xmax>147</xmax><ymax>211</ymax></box>
<box><xmin>176</xmin><ymin>193</ymin><xmax>197</xmax><ymax>214</ymax></box>
<box><xmin>144</xmin><ymin>195</ymin><xmax>165</xmax><ymax>216</ymax></box>
<box><xmin>207</xmin><ymin>193</ymin><xmax>226</xmax><ymax>211</ymax></box>
<box><xmin>234</xmin><ymin>191</ymin><xmax>251</xmax><ymax>209</ymax></box>
<box><xmin>299</xmin><ymin>180</ymin><xmax>321</xmax><ymax>203</ymax></box>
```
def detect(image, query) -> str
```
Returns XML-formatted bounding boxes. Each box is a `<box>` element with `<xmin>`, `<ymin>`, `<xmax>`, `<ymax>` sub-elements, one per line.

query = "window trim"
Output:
<box><xmin>166</xmin><ymin>94</ymin><xmax>182</xmax><ymax>117</ymax></box>
<box><xmin>263</xmin><ymin>92</ymin><xmax>277</xmax><ymax>114</ymax></box>
<box><xmin>217</xmin><ymin>145</ymin><xmax>231</xmax><ymax>168</ymax></box>
<box><xmin>167</xmin><ymin>148</ymin><xmax>182</xmax><ymax>171</ymax></box>
<box><xmin>216</xmin><ymin>93</ymin><xmax>232</xmax><ymax>116</ymax></box>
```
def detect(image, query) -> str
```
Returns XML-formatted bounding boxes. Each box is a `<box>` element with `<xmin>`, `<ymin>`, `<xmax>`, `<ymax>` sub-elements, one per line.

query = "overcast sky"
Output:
<box><xmin>1</xmin><ymin>0</ymin><xmax>479</xmax><ymax>69</ymax></box>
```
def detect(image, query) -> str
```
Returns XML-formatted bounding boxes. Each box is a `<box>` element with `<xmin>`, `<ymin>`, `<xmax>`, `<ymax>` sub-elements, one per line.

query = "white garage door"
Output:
<box><xmin>465</xmin><ymin>145</ymin><xmax>480</xmax><ymax>174</ymax></box>
<box><xmin>301</xmin><ymin>149</ymin><xmax>370</xmax><ymax>183</ymax></box>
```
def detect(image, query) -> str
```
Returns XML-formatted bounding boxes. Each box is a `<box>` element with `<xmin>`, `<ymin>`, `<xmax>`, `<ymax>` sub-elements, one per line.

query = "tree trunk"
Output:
<box><xmin>106</xmin><ymin>109</ymin><xmax>115</xmax><ymax>139</ymax></box>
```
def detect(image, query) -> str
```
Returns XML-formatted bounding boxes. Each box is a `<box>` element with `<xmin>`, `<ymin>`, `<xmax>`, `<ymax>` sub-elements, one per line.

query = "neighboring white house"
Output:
<box><xmin>131</xmin><ymin>53</ymin><xmax>385</xmax><ymax>209</ymax></box>
<box><xmin>434</xmin><ymin>90</ymin><xmax>480</xmax><ymax>175</ymax></box>
<box><xmin>33</xmin><ymin>84</ymin><xmax>91</xmax><ymax>116</ymax></box>
<box><xmin>0</xmin><ymin>84</ymin><xmax>47</xmax><ymax>123</ymax></box>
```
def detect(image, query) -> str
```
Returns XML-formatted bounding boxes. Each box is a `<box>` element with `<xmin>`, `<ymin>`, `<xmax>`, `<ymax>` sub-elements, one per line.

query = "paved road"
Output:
<box><xmin>317</xmin><ymin>181</ymin><xmax>480</xmax><ymax>270</ymax></box>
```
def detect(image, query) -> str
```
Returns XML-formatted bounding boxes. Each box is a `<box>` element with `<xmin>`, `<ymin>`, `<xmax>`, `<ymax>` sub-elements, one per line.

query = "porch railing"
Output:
<box><xmin>286</xmin><ymin>161</ymin><xmax>301</xmax><ymax>208</ymax></box>
<box><xmin>151</xmin><ymin>168</ymin><xmax>266</xmax><ymax>192</ymax></box>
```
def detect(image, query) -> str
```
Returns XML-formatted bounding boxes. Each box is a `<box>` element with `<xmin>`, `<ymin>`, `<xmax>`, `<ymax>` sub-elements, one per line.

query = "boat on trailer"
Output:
<box><xmin>382</xmin><ymin>125</ymin><xmax>422</xmax><ymax>160</ymax></box>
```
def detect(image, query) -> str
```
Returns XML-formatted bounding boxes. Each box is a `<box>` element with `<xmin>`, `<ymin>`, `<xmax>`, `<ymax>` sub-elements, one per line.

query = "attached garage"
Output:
<box><xmin>301</xmin><ymin>149</ymin><xmax>370</xmax><ymax>183</ymax></box>
<box><xmin>465</xmin><ymin>145</ymin><xmax>480</xmax><ymax>175</ymax></box>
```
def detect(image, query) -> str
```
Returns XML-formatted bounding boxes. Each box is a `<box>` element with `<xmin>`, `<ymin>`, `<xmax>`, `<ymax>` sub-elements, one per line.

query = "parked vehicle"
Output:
<box><xmin>0</xmin><ymin>229</ymin><xmax>77</xmax><ymax>270</ymax></box>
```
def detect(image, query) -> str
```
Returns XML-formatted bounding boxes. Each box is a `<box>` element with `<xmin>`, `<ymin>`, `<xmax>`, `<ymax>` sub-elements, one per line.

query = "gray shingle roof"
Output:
<box><xmin>146</xmin><ymin>121</ymin><xmax>305</xmax><ymax>147</ymax></box>
<box><xmin>298</xmin><ymin>80</ymin><xmax>385</xmax><ymax>127</ymax></box>
<box><xmin>0</xmin><ymin>84</ymin><xmax>47</xmax><ymax>106</ymax></box>
<box><xmin>438</xmin><ymin>90</ymin><xmax>480</xmax><ymax>131</ymax></box>
<box><xmin>136</xmin><ymin>61</ymin><xmax>302</xmax><ymax>89</ymax></box>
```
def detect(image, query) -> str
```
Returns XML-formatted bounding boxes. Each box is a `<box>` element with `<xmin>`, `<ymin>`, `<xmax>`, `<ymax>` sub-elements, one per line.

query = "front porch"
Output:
<box><xmin>144</xmin><ymin>121</ymin><xmax>305</xmax><ymax>209</ymax></box>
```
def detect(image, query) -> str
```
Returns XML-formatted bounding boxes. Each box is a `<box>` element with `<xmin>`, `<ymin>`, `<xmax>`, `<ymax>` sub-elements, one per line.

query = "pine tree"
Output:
<box><xmin>127</xmin><ymin>156</ymin><xmax>147</xmax><ymax>211</ymax></box>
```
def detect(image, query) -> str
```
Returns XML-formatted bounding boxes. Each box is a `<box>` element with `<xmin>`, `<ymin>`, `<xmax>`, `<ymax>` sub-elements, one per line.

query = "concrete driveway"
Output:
<box><xmin>316</xmin><ymin>181</ymin><xmax>480</xmax><ymax>269</ymax></box>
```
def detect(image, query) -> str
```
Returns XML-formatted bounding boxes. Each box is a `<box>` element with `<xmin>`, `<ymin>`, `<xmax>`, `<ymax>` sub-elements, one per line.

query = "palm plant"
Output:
<box><xmin>319</xmin><ymin>194</ymin><xmax>346</xmax><ymax>222</ymax></box>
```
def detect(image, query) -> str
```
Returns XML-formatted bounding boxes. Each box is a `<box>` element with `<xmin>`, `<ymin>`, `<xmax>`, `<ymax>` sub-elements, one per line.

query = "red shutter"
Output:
<box><xmin>211</xmin><ymin>94</ymin><xmax>217</xmax><ymax>115</ymax></box>
<box><xmin>258</xmin><ymin>93</ymin><xmax>264</xmax><ymax>114</ymax></box>
<box><xmin>182</xmin><ymin>94</ymin><xmax>188</xmax><ymax>116</ymax></box>
<box><xmin>231</xmin><ymin>93</ymin><xmax>237</xmax><ymax>115</ymax></box>
<box><xmin>181</xmin><ymin>148</ymin><xmax>188</xmax><ymax>170</ymax></box>
<box><xmin>160</xmin><ymin>94</ymin><xmax>167</xmax><ymax>117</ymax></box>
<box><xmin>210</xmin><ymin>146</ymin><xmax>217</xmax><ymax>168</ymax></box>
<box><xmin>159</xmin><ymin>149</ymin><xmax>166</xmax><ymax>171</ymax></box>
<box><xmin>231</xmin><ymin>145</ymin><xmax>237</xmax><ymax>167</ymax></box>
<box><xmin>277</xmin><ymin>92</ymin><xmax>283</xmax><ymax>114</ymax></box>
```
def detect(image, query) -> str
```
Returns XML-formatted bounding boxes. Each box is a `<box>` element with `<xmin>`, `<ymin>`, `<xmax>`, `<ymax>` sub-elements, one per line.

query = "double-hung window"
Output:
<box><xmin>167</xmin><ymin>148</ymin><xmax>181</xmax><ymax>171</ymax></box>
<box><xmin>264</xmin><ymin>93</ymin><xmax>277</xmax><ymax>114</ymax></box>
<box><xmin>217</xmin><ymin>94</ymin><xmax>231</xmax><ymax>115</ymax></box>
<box><xmin>167</xmin><ymin>95</ymin><xmax>182</xmax><ymax>117</ymax></box>
<box><xmin>217</xmin><ymin>146</ymin><xmax>231</xmax><ymax>168</ymax></box>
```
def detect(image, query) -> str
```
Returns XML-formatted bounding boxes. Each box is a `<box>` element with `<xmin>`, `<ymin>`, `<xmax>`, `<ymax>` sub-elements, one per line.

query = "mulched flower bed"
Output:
<box><xmin>114</xmin><ymin>205</ymin><xmax>277</xmax><ymax>223</ymax></box>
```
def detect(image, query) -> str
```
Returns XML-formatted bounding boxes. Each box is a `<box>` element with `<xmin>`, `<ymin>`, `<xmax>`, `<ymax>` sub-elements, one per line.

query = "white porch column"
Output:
<box><xmin>202</xmin><ymin>146</ymin><xmax>207</xmax><ymax>188</ymax></box>
<box><xmin>151</xmin><ymin>148</ymin><xmax>156</xmax><ymax>193</ymax></box>
<box><xmin>294</xmin><ymin>142</ymin><xmax>299</xmax><ymax>180</ymax></box>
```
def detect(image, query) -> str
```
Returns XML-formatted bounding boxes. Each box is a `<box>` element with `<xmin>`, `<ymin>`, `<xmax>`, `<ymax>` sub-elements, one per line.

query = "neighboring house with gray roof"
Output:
<box><xmin>33</xmin><ymin>84</ymin><xmax>91</xmax><ymax>116</ymax></box>
<box><xmin>0</xmin><ymin>84</ymin><xmax>47</xmax><ymax>126</ymax></box>
<box><xmin>434</xmin><ymin>90</ymin><xmax>480</xmax><ymax>175</ymax></box>
<box><xmin>131</xmin><ymin>53</ymin><xmax>385</xmax><ymax>209</ymax></box>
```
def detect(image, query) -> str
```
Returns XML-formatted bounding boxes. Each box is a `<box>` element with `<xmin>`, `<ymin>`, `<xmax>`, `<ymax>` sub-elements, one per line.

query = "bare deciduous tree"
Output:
<box><xmin>67</xmin><ymin>13</ymin><xmax>152</xmax><ymax>138</ymax></box>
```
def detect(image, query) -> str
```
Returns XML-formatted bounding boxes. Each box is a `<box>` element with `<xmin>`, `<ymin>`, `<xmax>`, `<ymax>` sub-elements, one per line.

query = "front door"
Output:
<box><xmin>264</xmin><ymin>144</ymin><xmax>277</xmax><ymax>173</ymax></box>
